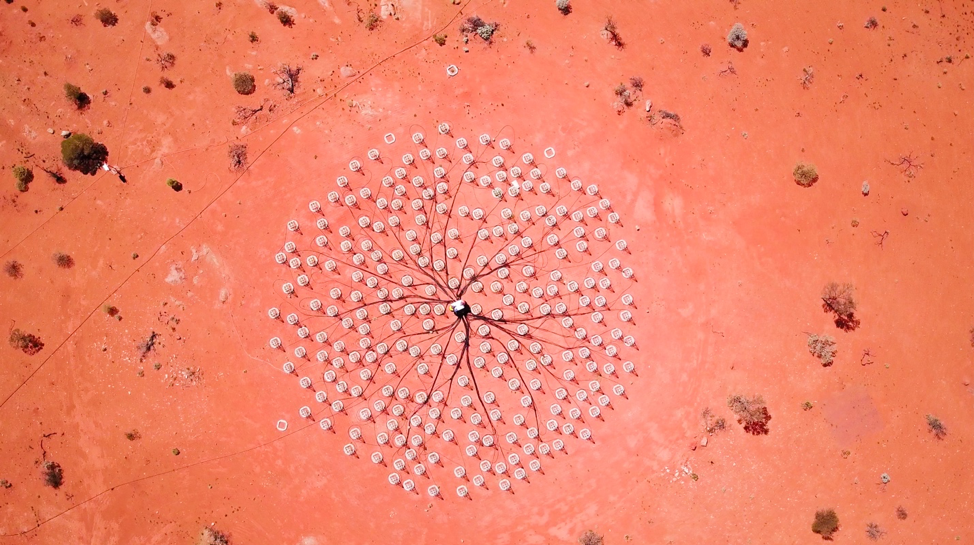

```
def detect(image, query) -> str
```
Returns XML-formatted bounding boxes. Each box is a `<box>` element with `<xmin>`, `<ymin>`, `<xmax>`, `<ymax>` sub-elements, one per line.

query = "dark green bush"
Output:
<box><xmin>64</xmin><ymin>83</ymin><xmax>91</xmax><ymax>109</ymax></box>
<box><xmin>61</xmin><ymin>133</ymin><xmax>109</xmax><ymax>175</ymax></box>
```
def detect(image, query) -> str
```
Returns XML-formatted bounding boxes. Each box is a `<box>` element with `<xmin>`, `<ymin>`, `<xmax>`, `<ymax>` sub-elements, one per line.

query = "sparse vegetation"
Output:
<box><xmin>865</xmin><ymin>522</ymin><xmax>884</xmax><ymax>540</ymax></box>
<box><xmin>157</xmin><ymin>52</ymin><xmax>176</xmax><ymax>70</ymax></box>
<box><xmin>727</xmin><ymin>23</ymin><xmax>748</xmax><ymax>50</ymax></box>
<box><xmin>9</xmin><ymin>329</ymin><xmax>44</xmax><ymax>355</ymax></box>
<box><xmin>926</xmin><ymin>414</ymin><xmax>947</xmax><ymax>439</ymax></box>
<box><xmin>433</xmin><ymin>33</ymin><xmax>447</xmax><ymax>46</ymax></box>
<box><xmin>556</xmin><ymin>0</ymin><xmax>571</xmax><ymax>15</ymax></box>
<box><xmin>272</xmin><ymin>64</ymin><xmax>301</xmax><ymax>96</ymax></box>
<box><xmin>525</xmin><ymin>39</ymin><xmax>537</xmax><ymax>53</ymax></box>
<box><xmin>864</xmin><ymin>16</ymin><xmax>879</xmax><ymax>29</ymax></box>
<box><xmin>197</xmin><ymin>526</ymin><xmax>231</xmax><ymax>545</ymax></box>
<box><xmin>42</xmin><ymin>461</ymin><xmax>63</xmax><ymax>489</ymax></box>
<box><xmin>276</xmin><ymin>9</ymin><xmax>294</xmax><ymax>27</ymax></box>
<box><xmin>702</xmin><ymin>407</ymin><xmax>727</xmax><ymax>434</ymax></box>
<box><xmin>614</xmin><ymin>82</ymin><xmax>634</xmax><ymax>108</ymax></box>
<box><xmin>727</xmin><ymin>394</ymin><xmax>771</xmax><ymax>435</ymax></box>
<box><xmin>812</xmin><ymin>509</ymin><xmax>840</xmax><ymax>539</ymax></box>
<box><xmin>793</xmin><ymin>162</ymin><xmax>819</xmax><ymax>187</ymax></box>
<box><xmin>802</xmin><ymin>401</ymin><xmax>814</xmax><ymax>411</ymax></box>
<box><xmin>629</xmin><ymin>76</ymin><xmax>644</xmax><ymax>91</ymax></box>
<box><xmin>94</xmin><ymin>8</ymin><xmax>118</xmax><ymax>27</ymax></box>
<box><xmin>801</xmin><ymin>66</ymin><xmax>814</xmax><ymax>89</ymax></box>
<box><xmin>137</xmin><ymin>331</ymin><xmax>159</xmax><ymax>360</ymax></box>
<box><xmin>460</xmin><ymin>16</ymin><xmax>498</xmax><ymax>42</ymax></box>
<box><xmin>807</xmin><ymin>334</ymin><xmax>837</xmax><ymax>366</ymax></box>
<box><xmin>821</xmin><ymin>282</ymin><xmax>859</xmax><ymax>331</ymax></box>
<box><xmin>166</xmin><ymin>178</ymin><xmax>183</xmax><ymax>192</ymax></box>
<box><xmin>61</xmin><ymin>133</ymin><xmax>109</xmax><ymax>175</ymax></box>
<box><xmin>895</xmin><ymin>506</ymin><xmax>908</xmax><ymax>520</ymax></box>
<box><xmin>701</xmin><ymin>43</ymin><xmax>712</xmax><ymax>56</ymax></box>
<box><xmin>248</xmin><ymin>31</ymin><xmax>259</xmax><ymax>43</ymax></box>
<box><xmin>124</xmin><ymin>430</ymin><xmax>141</xmax><ymax>441</ymax></box>
<box><xmin>649</xmin><ymin>109</ymin><xmax>684</xmax><ymax>133</ymax></box>
<box><xmin>53</xmin><ymin>252</ymin><xmax>74</xmax><ymax>268</ymax></box>
<box><xmin>602</xmin><ymin>17</ymin><xmax>623</xmax><ymax>48</ymax></box>
<box><xmin>4</xmin><ymin>260</ymin><xmax>24</xmax><ymax>279</ymax></box>
<box><xmin>12</xmin><ymin>165</ymin><xmax>33</xmax><ymax>192</ymax></box>
<box><xmin>228</xmin><ymin>143</ymin><xmax>248</xmax><ymax>171</ymax></box>
<box><xmin>364</xmin><ymin>12</ymin><xmax>380</xmax><ymax>31</ymax></box>
<box><xmin>64</xmin><ymin>83</ymin><xmax>91</xmax><ymax>110</ymax></box>
<box><xmin>232</xmin><ymin>72</ymin><xmax>256</xmax><ymax>95</ymax></box>
<box><xmin>578</xmin><ymin>530</ymin><xmax>603</xmax><ymax>545</ymax></box>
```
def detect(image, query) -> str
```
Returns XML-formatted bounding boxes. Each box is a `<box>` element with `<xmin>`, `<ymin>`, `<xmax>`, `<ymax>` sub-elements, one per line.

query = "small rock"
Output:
<box><xmin>901</xmin><ymin>208</ymin><xmax>909</xmax><ymax>216</ymax></box>
<box><xmin>61</xmin><ymin>130</ymin><xmax>71</xmax><ymax>138</ymax></box>
<box><xmin>340</xmin><ymin>65</ymin><xmax>356</xmax><ymax>78</ymax></box>
<box><xmin>311</xmin><ymin>53</ymin><xmax>319</xmax><ymax>60</ymax></box>
<box><xmin>837</xmin><ymin>22</ymin><xmax>844</xmax><ymax>29</ymax></box>
<box><xmin>47</xmin><ymin>128</ymin><xmax>54</xmax><ymax>134</ymax></box>
<box><xmin>700</xmin><ymin>436</ymin><xmax>708</xmax><ymax>447</ymax></box>
<box><xmin>645</xmin><ymin>100</ymin><xmax>652</xmax><ymax>112</ymax></box>
<box><xmin>463</xmin><ymin>47</ymin><xmax>469</xmax><ymax>53</ymax></box>
<box><xmin>861</xmin><ymin>181</ymin><xmax>870</xmax><ymax>195</ymax></box>
<box><xmin>782</xmin><ymin>46</ymin><xmax>789</xmax><ymax>53</ymax></box>
<box><xmin>584</xmin><ymin>82</ymin><xmax>590</xmax><ymax>87</ymax></box>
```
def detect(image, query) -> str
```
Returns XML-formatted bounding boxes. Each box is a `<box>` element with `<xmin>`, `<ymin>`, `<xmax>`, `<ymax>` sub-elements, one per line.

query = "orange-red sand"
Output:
<box><xmin>1</xmin><ymin>0</ymin><xmax>972</xmax><ymax>543</ymax></box>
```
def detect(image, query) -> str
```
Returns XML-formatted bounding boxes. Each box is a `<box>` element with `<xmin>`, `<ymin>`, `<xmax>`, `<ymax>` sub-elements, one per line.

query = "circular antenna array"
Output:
<box><xmin>264</xmin><ymin>124</ymin><xmax>640</xmax><ymax>498</ymax></box>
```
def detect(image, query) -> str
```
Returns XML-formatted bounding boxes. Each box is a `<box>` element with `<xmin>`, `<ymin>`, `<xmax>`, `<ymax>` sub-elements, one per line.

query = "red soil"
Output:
<box><xmin>1</xmin><ymin>0</ymin><xmax>972</xmax><ymax>543</ymax></box>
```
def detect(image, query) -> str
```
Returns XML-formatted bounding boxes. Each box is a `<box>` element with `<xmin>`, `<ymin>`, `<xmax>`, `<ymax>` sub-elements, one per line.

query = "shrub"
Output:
<box><xmin>433</xmin><ymin>33</ymin><xmax>447</xmax><ymax>46</ymax></box>
<box><xmin>142</xmin><ymin>85</ymin><xmax>152</xmax><ymax>94</ymax></box>
<box><xmin>124</xmin><ymin>430</ymin><xmax>140</xmax><ymax>440</ymax></box>
<box><xmin>864</xmin><ymin>16</ymin><xmax>879</xmax><ymax>29</ymax></box>
<box><xmin>103</xmin><ymin>304</ymin><xmax>119</xmax><ymax>317</ymax></box>
<box><xmin>4</xmin><ymin>260</ymin><xmax>24</xmax><ymax>279</ymax></box>
<box><xmin>926</xmin><ymin>414</ymin><xmax>947</xmax><ymax>439</ymax></box>
<box><xmin>365</xmin><ymin>12</ymin><xmax>380</xmax><ymax>30</ymax></box>
<box><xmin>727</xmin><ymin>23</ymin><xmax>748</xmax><ymax>50</ymax></box>
<box><xmin>197</xmin><ymin>527</ymin><xmax>230</xmax><ymax>545</ymax></box>
<box><xmin>812</xmin><ymin>509</ymin><xmax>839</xmax><ymax>539</ymax></box>
<box><xmin>525</xmin><ymin>39</ymin><xmax>536</xmax><ymax>52</ymax></box>
<box><xmin>578</xmin><ymin>530</ymin><xmax>603</xmax><ymax>545</ymax></box>
<box><xmin>801</xmin><ymin>66</ymin><xmax>815</xmax><ymax>89</ymax></box>
<box><xmin>793</xmin><ymin>162</ymin><xmax>818</xmax><ymax>186</ymax></box>
<box><xmin>166</xmin><ymin>178</ymin><xmax>183</xmax><ymax>192</ymax></box>
<box><xmin>276</xmin><ymin>9</ymin><xmax>293</xmax><ymax>27</ymax></box>
<box><xmin>727</xmin><ymin>394</ymin><xmax>771</xmax><ymax>435</ymax></box>
<box><xmin>94</xmin><ymin>8</ymin><xmax>118</xmax><ymax>26</ymax></box>
<box><xmin>9</xmin><ymin>329</ymin><xmax>43</xmax><ymax>355</ymax></box>
<box><xmin>63</xmin><ymin>83</ymin><xmax>91</xmax><ymax>109</ymax></box>
<box><xmin>273</xmin><ymin>64</ymin><xmax>301</xmax><ymax>96</ymax></box>
<box><xmin>556</xmin><ymin>0</ymin><xmax>571</xmax><ymax>15</ymax></box>
<box><xmin>821</xmin><ymin>282</ymin><xmax>859</xmax><ymax>330</ymax></box>
<box><xmin>702</xmin><ymin>407</ymin><xmax>727</xmax><ymax>434</ymax></box>
<box><xmin>807</xmin><ymin>334</ymin><xmax>837</xmax><ymax>366</ymax></box>
<box><xmin>248</xmin><ymin>31</ymin><xmax>259</xmax><ymax>43</ymax></box>
<box><xmin>157</xmin><ymin>52</ymin><xmax>176</xmax><ymax>70</ymax></box>
<box><xmin>61</xmin><ymin>133</ymin><xmax>109</xmax><ymax>175</ymax></box>
<box><xmin>802</xmin><ymin>401</ymin><xmax>814</xmax><ymax>411</ymax></box>
<box><xmin>53</xmin><ymin>252</ymin><xmax>74</xmax><ymax>268</ymax></box>
<box><xmin>865</xmin><ymin>522</ymin><xmax>884</xmax><ymax>540</ymax></box>
<box><xmin>228</xmin><ymin>143</ymin><xmax>248</xmax><ymax>171</ymax></box>
<box><xmin>895</xmin><ymin>506</ymin><xmax>908</xmax><ymax>520</ymax></box>
<box><xmin>160</xmin><ymin>77</ymin><xmax>175</xmax><ymax>89</ymax></box>
<box><xmin>232</xmin><ymin>72</ymin><xmax>256</xmax><ymax>95</ymax></box>
<box><xmin>12</xmin><ymin>165</ymin><xmax>33</xmax><ymax>192</ymax></box>
<box><xmin>701</xmin><ymin>43</ymin><xmax>712</xmax><ymax>56</ymax></box>
<box><xmin>602</xmin><ymin>17</ymin><xmax>623</xmax><ymax>47</ymax></box>
<box><xmin>42</xmin><ymin>461</ymin><xmax>63</xmax><ymax>489</ymax></box>
<box><xmin>460</xmin><ymin>16</ymin><xmax>498</xmax><ymax>42</ymax></box>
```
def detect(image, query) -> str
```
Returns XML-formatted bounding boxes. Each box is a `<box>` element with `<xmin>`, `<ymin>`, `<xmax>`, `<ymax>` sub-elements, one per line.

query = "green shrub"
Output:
<box><xmin>232</xmin><ymin>72</ymin><xmax>256</xmax><ymax>95</ymax></box>
<box><xmin>166</xmin><ymin>178</ymin><xmax>183</xmax><ymax>192</ymax></box>
<box><xmin>12</xmin><ymin>165</ymin><xmax>33</xmax><ymax>192</ymax></box>
<box><xmin>793</xmin><ymin>162</ymin><xmax>818</xmax><ymax>187</ymax></box>
<box><xmin>812</xmin><ymin>509</ymin><xmax>839</xmax><ymax>539</ymax></box>
<box><xmin>64</xmin><ymin>83</ymin><xmax>91</xmax><ymax>109</ymax></box>
<box><xmin>61</xmin><ymin>133</ymin><xmax>109</xmax><ymax>175</ymax></box>
<box><xmin>94</xmin><ymin>8</ymin><xmax>118</xmax><ymax>26</ymax></box>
